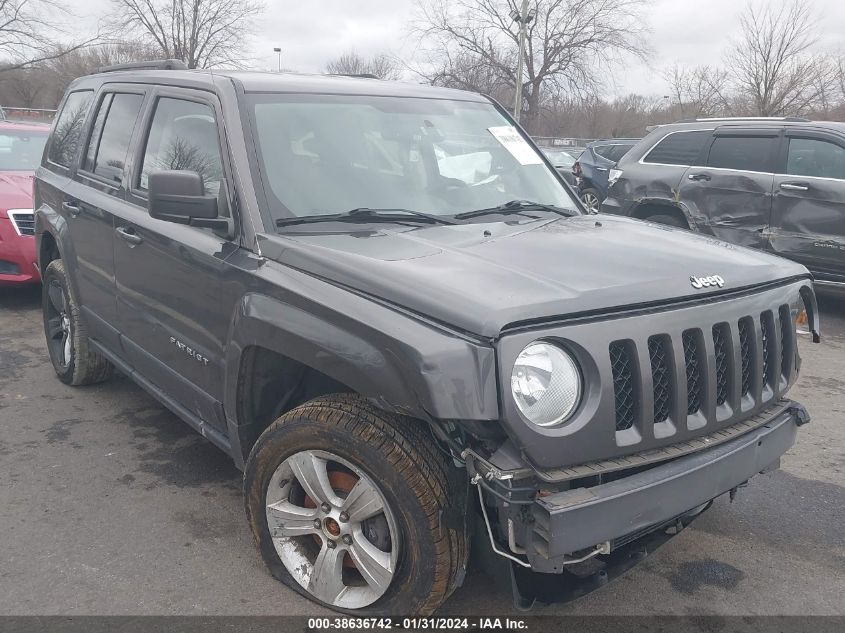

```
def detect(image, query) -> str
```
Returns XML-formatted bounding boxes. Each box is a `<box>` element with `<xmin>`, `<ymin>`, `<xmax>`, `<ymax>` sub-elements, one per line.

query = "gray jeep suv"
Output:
<box><xmin>602</xmin><ymin>117</ymin><xmax>845</xmax><ymax>290</ymax></box>
<box><xmin>35</xmin><ymin>63</ymin><xmax>819</xmax><ymax>615</ymax></box>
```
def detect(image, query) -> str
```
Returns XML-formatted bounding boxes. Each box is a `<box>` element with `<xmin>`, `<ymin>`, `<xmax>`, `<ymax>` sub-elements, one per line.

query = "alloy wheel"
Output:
<box><xmin>265</xmin><ymin>450</ymin><xmax>400</xmax><ymax>609</ymax></box>
<box><xmin>45</xmin><ymin>280</ymin><xmax>72</xmax><ymax>368</ymax></box>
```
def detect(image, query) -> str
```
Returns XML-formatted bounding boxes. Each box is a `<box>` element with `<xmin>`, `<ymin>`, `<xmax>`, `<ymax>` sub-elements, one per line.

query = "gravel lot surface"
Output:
<box><xmin>1</xmin><ymin>285</ymin><xmax>843</xmax><ymax>616</ymax></box>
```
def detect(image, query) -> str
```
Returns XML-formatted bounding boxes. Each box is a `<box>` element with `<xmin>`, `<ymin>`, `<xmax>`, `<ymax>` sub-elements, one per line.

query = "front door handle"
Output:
<box><xmin>688</xmin><ymin>173</ymin><xmax>711</xmax><ymax>182</ymax></box>
<box><xmin>115</xmin><ymin>226</ymin><xmax>143</xmax><ymax>247</ymax></box>
<box><xmin>596</xmin><ymin>167</ymin><xmax>608</xmax><ymax>172</ymax></box>
<box><xmin>780</xmin><ymin>182</ymin><xmax>809</xmax><ymax>191</ymax></box>
<box><xmin>62</xmin><ymin>201</ymin><xmax>81</xmax><ymax>218</ymax></box>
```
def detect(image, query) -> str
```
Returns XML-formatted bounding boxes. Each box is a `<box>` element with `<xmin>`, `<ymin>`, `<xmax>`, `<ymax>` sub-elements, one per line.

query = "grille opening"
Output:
<box><xmin>8</xmin><ymin>212</ymin><xmax>35</xmax><ymax>236</ymax></box>
<box><xmin>779</xmin><ymin>305</ymin><xmax>793</xmax><ymax>379</ymax></box>
<box><xmin>760</xmin><ymin>311</ymin><xmax>775</xmax><ymax>389</ymax></box>
<box><xmin>738</xmin><ymin>317</ymin><xmax>753</xmax><ymax>398</ymax></box>
<box><xmin>712</xmin><ymin>323</ymin><xmax>731</xmax><ymax>407</ymax></box>
<box><xmin>648</xmin><ymin>335</ymin><xmax>673</xmax><ymax>424</ymax></box>
<box><xmin>682</xmin><ymin>329</ymin><xmax>703</xmax><ymax>415</ymax></box>
<box><xmin>609</xmin><ymin>340</ymin><xmax>639</xmax><ymax>432</ymax></box>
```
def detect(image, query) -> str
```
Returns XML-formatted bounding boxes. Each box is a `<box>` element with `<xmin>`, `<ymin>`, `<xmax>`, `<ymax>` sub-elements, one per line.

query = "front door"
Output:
<box><xmin>769</xmin><ymin>131</ymin><xmax>845</xmax><ymax>283</ymax></box>
<box><xmin>679</xmin><ymin>129</ymin><xmax>780</xmax><ymax>250</ymax></box>
<box><xmin>113</xmin><ymin>89</ymin><xmax>241</xmax><ymax>433</ymax></box>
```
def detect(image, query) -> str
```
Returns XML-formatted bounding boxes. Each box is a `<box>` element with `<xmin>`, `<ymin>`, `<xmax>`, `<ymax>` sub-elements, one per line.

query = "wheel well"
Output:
<box><xmin>236</xmin><ymin>346</ymin><xmax>354</xmax><ymax>456</ymax></box>
<box><xmin>39</xmin><ymin>232</ymin><xmax>60</xmax><ymax>272</ymax></box>
<box><xmin>632</xmin><ymin>203</ymin><xmax>689</xmax><ymax>227</ymax></box>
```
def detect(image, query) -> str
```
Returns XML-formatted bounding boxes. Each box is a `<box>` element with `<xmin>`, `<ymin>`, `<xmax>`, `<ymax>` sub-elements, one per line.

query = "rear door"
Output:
<box><xmin>678</xmin><ymin>128</ymin><xmax>780</xmax><ymax>249</ymax></box>
<box><xmin>769</xmin><ymin>130</ymin><xmax>845</xmax><ymax>282</ymax></box>
<box><xmin>113</xmin><ymin>87</ymin><xmax>241</xmax><ymax>434</ymax></box>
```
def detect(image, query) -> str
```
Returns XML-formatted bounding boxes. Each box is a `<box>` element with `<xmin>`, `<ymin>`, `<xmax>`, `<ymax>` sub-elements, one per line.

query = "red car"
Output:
<box><xmin>0</xmin><ymin>121</ymin><xmax>49</xmax><ymax>285</ymax></box>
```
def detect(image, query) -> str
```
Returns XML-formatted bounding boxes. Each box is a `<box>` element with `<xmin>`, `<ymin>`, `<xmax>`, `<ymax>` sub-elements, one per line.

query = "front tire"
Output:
<box><xmin>244</xmin><ymin>394</ymin><xmax>468</xmax><ymax>615</ymax></box>
<box><xmin>41</xmin><ymin>259</ymin><xmax>113</xmax><ymax>386</ymax></box>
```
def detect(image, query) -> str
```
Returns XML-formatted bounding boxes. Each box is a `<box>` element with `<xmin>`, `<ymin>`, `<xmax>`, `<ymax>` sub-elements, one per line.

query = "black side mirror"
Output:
<box><xmin>148</xmin><ymin>170</ymin><xmax>218</xmax><ymax>223</ymax></box>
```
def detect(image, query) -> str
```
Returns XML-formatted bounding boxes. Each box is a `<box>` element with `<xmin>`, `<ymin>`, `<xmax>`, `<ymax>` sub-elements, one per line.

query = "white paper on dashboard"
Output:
<box><xmin>487</xmin><ymin>125</ymin><xmax>543</xmax><ymax>165</ymax></box>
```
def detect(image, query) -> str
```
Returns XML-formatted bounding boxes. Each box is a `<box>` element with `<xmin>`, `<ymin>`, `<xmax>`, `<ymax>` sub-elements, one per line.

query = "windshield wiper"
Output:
<box><xmin>276</xmin><ymin>207</ymin><xmax>460</xmax><ymax>227</ymax></box>
<box><xmin>453</xmin><ymin>200</ymin><xmax>574</xmax><ymax>220</ymax></box>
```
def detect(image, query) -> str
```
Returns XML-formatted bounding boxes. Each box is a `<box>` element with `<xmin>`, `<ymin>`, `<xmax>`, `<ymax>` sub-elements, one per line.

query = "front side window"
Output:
<box><xmin>786</xmin><ymin>138</ymin><xmax>845</xmax><ymax>180</ymax></box>
<box><xmin>643</xmin><ymin>130</ymin><xmax>711</xmax><ymax>166</ymax></box>
<box><xmin>0</xmin><ymin>129</ymin><xmax>49</xmax><ymax>171</ymax></box>
<box><xmin>48</xmin><ymin>90</ymin><xmax>94</xmax><ymax>168</ymax></box>
<box><xmin>139</xmin><ymin>98</ymin><xmax>224</xmax><ymax>195</ymax></box>
<box><xmin>248</xmin><ymin>94</ymin><xmax>577</xmax><ymax>222</ymax></box>
<box><xmin>707</xmin><ymin>135</ymin><xmax>777</xmax><ymax>172</ymax></box>
<box><xmin>85</xmin><ymin>93</ymin><xmax>144</xmax><ymax>183</ymax></box>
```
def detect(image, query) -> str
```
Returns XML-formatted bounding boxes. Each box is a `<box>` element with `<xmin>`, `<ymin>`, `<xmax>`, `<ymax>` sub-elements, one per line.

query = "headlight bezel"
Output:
<box><xmin>510</xmin><ymin>340</ymin><xmax>583</xmax><ymax>428</ymax></box>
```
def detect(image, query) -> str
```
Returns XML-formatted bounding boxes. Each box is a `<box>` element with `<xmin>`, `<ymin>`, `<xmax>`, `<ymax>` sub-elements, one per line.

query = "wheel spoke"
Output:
<box><xmin>266</xmin><ymin>500</ymin><xmax>319</xmax><ymax>538</ymax></box>
<box><xmin>308</xmin><ymin>542</ymin><xmax>347</xmax><ymax>605</ymax></box>
<box><xmin>348</xmin><ymin>531</ymin><xmax>393</xmax><ymax>594</ymax></box>
<box><xmin>62</xmin><ymin>333</ymin><xmax>71</xmax><ymax>365</ymax></box>
<box><xmin>288</xmin><ymin>452</ymin><xmax>339</xmax><ymax>507</ymax></box>
<box><xmin>341</xmin><ymin>478</ymin><xmax>383</xmax><ymax>523</ymax></box>
<box><xmin>47</xmin><ymin>282</ymin><xmax>65</xmax><ymax>313</ymax></box>
<box><xmin>47</xmin><ymin>317</ymin><xmax>65</xmax><ymax>340</ymax></box>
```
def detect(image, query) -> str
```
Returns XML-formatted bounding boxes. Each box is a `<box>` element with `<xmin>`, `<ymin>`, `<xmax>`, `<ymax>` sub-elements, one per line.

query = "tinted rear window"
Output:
<box><xmin>83</xmin><ymin>93</ymin><xmax>144</xmax><ymax>183</ymax></box>
<box><xmin>707</xmin><ymin>136</ymin><xmax>778</xmax><ymax>172</ymax></box>
<box><xmin>48</xmin><ymin>90</ymin><xmax>94</xmax><ymax>168</ymax></box>
<box><xmin>643</xmin><ymin>130</ymin><xmax>711</xmax><ymax>166</ymax></box>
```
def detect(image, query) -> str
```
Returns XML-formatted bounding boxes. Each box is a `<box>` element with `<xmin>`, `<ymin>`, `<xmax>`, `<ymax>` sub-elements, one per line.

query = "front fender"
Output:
<box><xmin>223</xmin><ymin>289</ymin><xmax>499</xmax><ymax>438</ymax></box>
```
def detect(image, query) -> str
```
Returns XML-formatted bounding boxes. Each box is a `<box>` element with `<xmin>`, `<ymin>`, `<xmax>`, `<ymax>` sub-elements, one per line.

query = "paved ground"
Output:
<box><xmin>0</xmin><ymin>285</ymin><xmax>843</xmax><ymax>616</ymax></box>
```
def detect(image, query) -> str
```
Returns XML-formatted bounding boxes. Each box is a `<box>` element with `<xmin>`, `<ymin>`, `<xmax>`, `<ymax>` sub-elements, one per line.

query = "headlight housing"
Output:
<box><xmin>511</xmin><ymin>342</ymin><xmax>582</xmax><ymax>427</ymax></box>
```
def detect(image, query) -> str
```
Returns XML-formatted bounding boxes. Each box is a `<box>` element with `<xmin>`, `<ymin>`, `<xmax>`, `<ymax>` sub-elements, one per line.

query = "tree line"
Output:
<box><xmin>1</xmin><ymin>0</ymin><xmax>843</xmax><ymax>138</ymax></box>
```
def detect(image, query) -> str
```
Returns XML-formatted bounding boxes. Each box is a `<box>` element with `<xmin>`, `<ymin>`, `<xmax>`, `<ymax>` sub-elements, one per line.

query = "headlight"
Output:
<box><xmin>511</xmin><ymin>342</ymin><xmax>582</xmax><ymax>427</ymax></box>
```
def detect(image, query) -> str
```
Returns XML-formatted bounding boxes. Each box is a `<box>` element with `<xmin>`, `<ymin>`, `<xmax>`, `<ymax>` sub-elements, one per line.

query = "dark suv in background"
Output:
<box><xmin>573</xmin><ymin>139</ymin><xmax>638</xmax><ymax>211</ymax></box>
<box><xmin>602</xmin><ymin>117</ymin><xmax>845</xmax><ymax>289</ymax></box>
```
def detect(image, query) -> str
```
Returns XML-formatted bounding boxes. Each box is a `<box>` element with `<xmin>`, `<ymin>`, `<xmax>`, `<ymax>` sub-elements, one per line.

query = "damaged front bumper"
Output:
<box><xmin>466</xmin><ymin>401</ymin><xmax>808</xmax><ymax>608</ymax></box>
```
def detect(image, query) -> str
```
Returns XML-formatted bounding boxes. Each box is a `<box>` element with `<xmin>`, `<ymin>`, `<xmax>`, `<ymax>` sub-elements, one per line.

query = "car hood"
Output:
<box><xmin>257</xmin><ymin>214</ymin><xmax>809</xmax><ymax>338</ymax></box>
<box><xmin>0</xmin><ymin>172</ymin><xmax>34</xmax><ymax>216</ymax></box>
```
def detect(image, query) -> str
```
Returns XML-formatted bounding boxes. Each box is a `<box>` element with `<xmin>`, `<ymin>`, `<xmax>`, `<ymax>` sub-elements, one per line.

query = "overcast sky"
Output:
<box><xmin>73</xmin><ymin>0</ymin><xmax>844</xmax><ymax>98</ymax></box>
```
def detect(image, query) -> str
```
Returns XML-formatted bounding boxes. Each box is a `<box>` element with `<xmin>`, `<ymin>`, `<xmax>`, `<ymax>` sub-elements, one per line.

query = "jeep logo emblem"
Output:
<box><xmin>690</xmin><ymin>275</ymin><xmax>725</xmax><ymax>289</ymax></box>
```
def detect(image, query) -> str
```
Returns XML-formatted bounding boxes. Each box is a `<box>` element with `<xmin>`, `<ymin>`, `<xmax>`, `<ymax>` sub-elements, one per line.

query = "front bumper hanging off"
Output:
<box><xmin>468</xmin><ymin>401</ymin><xmax>808</xmax><ymax>609</ymax></box>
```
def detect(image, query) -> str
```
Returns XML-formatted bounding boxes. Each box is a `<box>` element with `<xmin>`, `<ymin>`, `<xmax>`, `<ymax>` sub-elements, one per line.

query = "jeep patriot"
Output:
<box><xmin>34</xmin><ymin>60</ymin><xmax>820</xmax><ymax>615</ymax></box>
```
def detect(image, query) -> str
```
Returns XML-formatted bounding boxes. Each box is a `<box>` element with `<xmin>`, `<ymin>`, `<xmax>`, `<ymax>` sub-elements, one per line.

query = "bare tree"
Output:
<box><xmin>412</xmin><ymin>0</ymin><xmax>650</xmax><ymax>132</ymax></box>
<box><xmin>727</xmin><ymin>0</ymin><xmax>834</xmax><ymax>116</ymax></box>
<box><xmin>0</xmin><ymin>0</ymin><xmax>103</xmax><ymax>71</ymax></box>
<box><xmin>109</xmin><ymin>0</ymin><xmax>264</xmax><ymax>69</ymax></box>
<box><xmin>325</xmin><ymin>51</ymin><xmax>402</xmax><ymax>80</ymax></box>
<box><xmin>663</xmin><ymin>64</ymin><xmax>730</xmax><ymax>119</ymax></box>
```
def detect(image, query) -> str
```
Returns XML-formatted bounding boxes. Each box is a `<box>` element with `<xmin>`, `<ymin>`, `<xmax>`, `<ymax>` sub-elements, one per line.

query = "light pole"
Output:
<box><xmin>273</xmin><ymin>47</ymin><xmax>282</xmax><ymax>72</ymax></box>
<box><xmin>510</xmin><ymin>0</ymin><xmax>534</xmax><ymax>124</ymax></box>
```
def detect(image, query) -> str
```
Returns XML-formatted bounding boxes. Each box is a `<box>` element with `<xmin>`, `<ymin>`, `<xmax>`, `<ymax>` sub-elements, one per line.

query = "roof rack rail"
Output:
<box><xmin>674</xmin><ymin>116</ymin><xmax>811</xmax><ymax>123</ymax></box>
<box><xmin>95</xmin><ymin>59</ymin><xmax>189</xmax><ymax>74</ymax></box>
<box><xmin>328</xmin><ymin>73</ymin><xmax>380</xmax><ymax>79</ymax></box>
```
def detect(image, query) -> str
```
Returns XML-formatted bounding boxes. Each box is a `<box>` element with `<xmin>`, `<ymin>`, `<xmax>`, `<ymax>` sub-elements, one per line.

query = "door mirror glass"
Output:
<box><xmin>148</xmin><ymin>170</ymin><xmax>218</xmax><ymax>223</ymax></box>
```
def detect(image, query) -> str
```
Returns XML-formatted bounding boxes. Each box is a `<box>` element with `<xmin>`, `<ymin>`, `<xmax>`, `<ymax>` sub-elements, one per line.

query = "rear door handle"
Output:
<box><xmin>780</xmin><ymin>182</ymin><xmax>809</xmax><ymax>191</ymax></box>
<box><xmin>688</xmin><ymin>173</ymin><xmax>711</xmax><ymax>181</ymax></box>
<box><xmin>115</xmin><ymin>226</ymin><xmax>143</xmax><ymax>246</ymax></box>
<box><xmin>62</xmin><ymin>201</ymin><xmax>82</xmax><ymax>218</ymax></box>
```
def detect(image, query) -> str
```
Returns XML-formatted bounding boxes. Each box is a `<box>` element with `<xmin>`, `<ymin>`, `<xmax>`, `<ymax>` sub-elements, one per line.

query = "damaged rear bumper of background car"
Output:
<box><xmin>465</xmin><ymin>401</ymin><xmax>808</xmax><ymax>607</ymax></box>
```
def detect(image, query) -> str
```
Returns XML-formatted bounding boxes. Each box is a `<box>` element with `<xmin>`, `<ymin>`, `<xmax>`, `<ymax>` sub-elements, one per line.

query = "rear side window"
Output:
<box><xmin>643</xmin><ymin>130</ymin><xmax>711</xmax><ymax>166</ymax></box>
<box><xmin>83</xmin><ymin>93</ymin><xmax>144</xmax><ymax>183</ymax></box>
<box><xmin>48</xmin><ymin>90</ymin><xmax>94</xmax><ymax>168</ymax></box>
<box><xmin>707</xmin><ymin>136</ymin><xmax>777</xmax><ymax>172</ymax></box>
<box><xmin>139</xmin><ymin>98</ymin><xmax>224</xmax><ymax>195</ymax></box>
<box><xmin>786</xmin><ymin>138</ymin><xmax>845</xmax><ymax>180</ymax></box>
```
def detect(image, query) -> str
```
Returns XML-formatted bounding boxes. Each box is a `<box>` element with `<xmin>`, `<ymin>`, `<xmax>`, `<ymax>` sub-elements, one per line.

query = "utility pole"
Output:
<box><xmin>511</xmin><ymin>0</ymin><xmax>534</xmax><ymax>124</ymax></box>
<box><xmin>273</xmin><ymin>47</ymin><xmax>282</xmax><ymax>72</ymax></box>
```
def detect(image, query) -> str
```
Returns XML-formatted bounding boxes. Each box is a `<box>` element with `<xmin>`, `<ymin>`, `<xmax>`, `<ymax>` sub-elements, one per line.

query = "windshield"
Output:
<box><xmin>0</xmin><ymin>130</ymin><xmax>48</xmax><ymax>171</ymax></box>
<box><xmin>247</xmin><ymin>94</ymin><xmax>578</xmax><ymax>223</ymax></box>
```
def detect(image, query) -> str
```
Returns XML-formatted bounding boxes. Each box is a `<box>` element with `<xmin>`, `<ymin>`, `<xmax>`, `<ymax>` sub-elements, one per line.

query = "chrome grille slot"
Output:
<box><xmin>738</xmin><ymin>317</ymin><xmax>753</xmax><ymax>398</ymax></box>
<box><xmin>8</xmin><ymin>211</ymin><xmax>35</xmax><ymax>236</ymax></box>
<box><xmin>779</xmin><ymin>305</ymin><xmax>793</xmax><ymax>380</ymax></box>
<box><xmin>761</xmin><ymin>310</ymin><xmax>775</xmax><ymax>389</ymax></box>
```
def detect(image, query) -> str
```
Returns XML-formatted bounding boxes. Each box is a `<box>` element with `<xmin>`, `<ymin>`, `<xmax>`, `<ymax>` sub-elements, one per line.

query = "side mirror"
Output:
<box><xmin>148</xmin><ymin>170</ymin><xmax>218</xmax><ymax>223</ymax></box>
